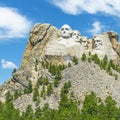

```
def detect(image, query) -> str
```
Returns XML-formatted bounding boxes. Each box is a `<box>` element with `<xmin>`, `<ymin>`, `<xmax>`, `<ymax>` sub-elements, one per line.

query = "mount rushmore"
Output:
<box><xmin>10</xmin><ymin>23</ymin><xmax>119</xmax><ymax>85</ymax></box>
<box><xmin>25</xmin><ymin>23</ymin><xmax>120</xmax><ymax>66</ymax></box>
<box><xmin>0</xmin><ymin>23</ymin><xmax>120</xmax><ymax>108</ymax></box>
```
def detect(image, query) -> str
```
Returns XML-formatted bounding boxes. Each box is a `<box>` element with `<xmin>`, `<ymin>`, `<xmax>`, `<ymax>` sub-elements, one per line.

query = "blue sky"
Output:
<box><xmin>0</xmin><ymin>0</ymin><xmax>120</xmax><ymax>84</ymax></box>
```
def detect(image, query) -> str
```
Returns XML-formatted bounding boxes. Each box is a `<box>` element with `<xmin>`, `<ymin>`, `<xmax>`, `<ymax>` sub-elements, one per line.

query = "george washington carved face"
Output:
<box><xmin>60</xmin><ymin>24</ymin><xmax>72</xmax><ymax>38</ymax></box>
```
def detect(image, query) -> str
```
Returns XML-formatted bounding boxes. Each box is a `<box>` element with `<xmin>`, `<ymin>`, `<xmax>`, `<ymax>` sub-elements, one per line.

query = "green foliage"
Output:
<box><xmin>34</xmin><ymin>107</ymin><xmax>42</xmax><ymax>119</ymax></box>
<box><xmin>1</xmin><ymin>90</ymin><xmax>120</xmax><ymax>120</ymax></box>
<box><xmin>0</xmin><ymin>102</ymin><xmax>21</xmax><ymax>120</ymax></box>
<box><xmin>26</xmin><ymin>75</ymin><xmax>29</xmax><ymax>81</ymax></box>
<box><xmin>109</xmin><ymin>60</ymin><xmax>120</xmax><ymax>73</ymax></box>
<box><xmin>5</xmin><ymin>91</ymin><xmax>13</xmax><ymax>103</ymax></box>
<box><xmin>81</xmin><ymin>53</ymin><xmax>87</xmax><ymax>61</ymax></box>
<box><xmin>24</xmin><ymin>80</ymin><xmax>32</xmax><ymax>94</ymax></box>
<box><xmin>28</xmin><ymin>80</ymin><xmax>32</xmax><ymax>93</ymax></box>
<box><xmin>37</xmin><ymin>76</ymin><xmax>44</xmax><ymax>86</ymax></box>
<box><xmin>55</xmin><ymin>70</ymin><xmax>62</xmax><ymax>80</ymax></box>
<box><xmin>88</xmin><ymin>57</ymin><xmax>91</xmax><ymax>63</ymax></box>
<box><xmin>54</xmin><ymin>79</ymin><xmax>59</xmax><ymax>87</ymax></box>
<box><xmin>102</xmin><ymin>55</ymin><xmax>108</xmax><ymax>69</ymax></box>
<box><xmin>106</xmin><ymin>62</ymin><xmax>111</xmax><ymax>73</ymax></box>
<box><xmin>47</xmin><ymin>83</ymin><xmax>53</xmax><ymax>96</ymax></box>
<box><xmin>81</xmin><ymin>92</ymin><xmax>120</xmax><ymax>120</ymax></box>
<box><xmin>48</xmin><ymin>64</ymin><xmax>63</xmax><ymax>81</ymax></box>
<box><xmin>92</xmin><ymin>54</ymin><xmax>100</xmax><ymax>64</ymax></box>
<box><xmin>86</xmin><ymin>54</ymin><xmax>119</xmax><ymax>79</ymax></box>
<box><xmin>89</xmin><ymin>51</ymin><xmax>91</xmax><ymax>56</ymax></box>
<box><xmin>33</xmin><ymin>86</ymin><xmax>39</xmax><ymax>102</ymax></box>
<box><xmin>81</xmin><ymin>92</ymin><xmax>98</xmax><ymax>116</ymax></box>
<box><xmin>73</xmin><ymin>56</ymin><xmax>78</xmax><ymax>64</ymax></box>
<box><xmin>35</xmin><ymin>59</ymin><xmax>38</xmax><ymax>71</ymax></box>
<box><xmin>61</xmin><ymin>81</ymin><xmax>71</xmax><ymax>96</ymax></box>
<box><xmin>68</xmin><ymin>62</ymin><xmax>72</xmax><ymax>67</ymax></box>
<box><xmin>12</xmin><ymin>68</ymin><xmax>17</xmax><ymax>75</ymax></box>
<box><xmin>22</xmin><ymin>105</ymin><xmax>34</xmax><ymax>120</ymax></box>
<box><xmin>41</xmin><ymin>85</ymin><xmax>46</xmax><ymax>99</ymax></box>
<box><xmin>44</xmin><ymin>77</ymin><xmax>49</xmax><ymax>85</ymax></box>
<box><xmin>48</xmin><ymin>64</ymin><xmax>63</xmax><ymax>80</ymax></box>
<box><xmin>37</xmin><ymin>76</ymin><xmax>49</xmax><ymax>86</ymax></box>
<box><xmin>14</xmin><ymin>90</ymin><xmax>21</xmax><ymax>100</ymax></box>
<box><xmin>105</xmin><ymin>96</ymin><xmax>119</xmax><ymax>119</ymax></box>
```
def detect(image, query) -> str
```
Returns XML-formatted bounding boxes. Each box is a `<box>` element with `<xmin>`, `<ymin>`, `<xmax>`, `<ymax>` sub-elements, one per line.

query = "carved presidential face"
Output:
<box><xmin>60</xmin><ymin>24</ymin><xmax>72</xmax><ymax>38</ymax></box>
<box><xmin>81</xmin><ymin>37</ymin><xmax>88</xmax><ymax>47</ymax></box>
<box><xmin>83</xmin><ymin>40</ymin><xmax>88</xmax><ymax>48</ymax></box>
<box><xmin>94</xmin><ymin>36</ymin><xmax>103</xmax><ymax>50</ymax></box>
<box><xmin>72</xmin><ymin>30</ymin><xmax>81</xmax><ymax>39</ymax></box>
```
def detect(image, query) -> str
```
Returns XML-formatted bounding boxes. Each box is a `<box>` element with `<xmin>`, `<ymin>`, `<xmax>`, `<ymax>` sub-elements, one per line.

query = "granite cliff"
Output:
<box><xmin>0</xmin><ymin>23</ymin><xmax>120</xmax><ymax>111</ymax></box>
<box><xmin>16</xmin><ymin>23</ymin><xmax>120</xmax><ymax>85</ymax></box>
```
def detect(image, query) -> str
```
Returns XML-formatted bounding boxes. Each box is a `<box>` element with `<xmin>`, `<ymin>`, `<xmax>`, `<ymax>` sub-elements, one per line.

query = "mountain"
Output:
<box><xmin>0</xmin><ymin>23</ymin><xmax>120</xmax><ymax>112</ymax></box>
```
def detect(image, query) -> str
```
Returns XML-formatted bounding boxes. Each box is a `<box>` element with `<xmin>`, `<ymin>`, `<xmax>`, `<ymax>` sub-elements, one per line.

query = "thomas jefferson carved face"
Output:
<box><xmin>60</xmin><ymin>24</ymin><xmax>72</xmax><ymax>38</ymax></box>
<box><xmin>72</xmin><ymin>30</ymin><xmax>81</xmax><ymax>39</ymax></box>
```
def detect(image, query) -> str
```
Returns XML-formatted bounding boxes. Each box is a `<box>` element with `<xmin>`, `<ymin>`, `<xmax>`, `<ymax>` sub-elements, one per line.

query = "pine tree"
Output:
<box><xmin>33</xmin><ymin>86</ymin><xmax>39</xmax><ymax>102</ymax></box>
<box><xmin>37</xmin><ymin>76</ymin><xmax>44</xmax><ymax>86</ymax></box>
<box><xmin>47</xmin><ymin>84</ymin><xmax>53</xmax><ymax>96</ymax></box>
<box><xmin>14</xmin><ymin>90</ymin><xmax>21</xmax><ymax>100</ymax></box>
<box><xmin>44</xmin><ymin>77</ymin><xmax>49</xmax><ymax>85</ymax></box>
<box><xmin>68</xmin><ymin>62</ymin><xmax>72</xmax><ymax>67</ymax></box>
<box><xmin>54</xmin><ymin>79</ymin><xmax>59</xmax><ymax>87</ymax></box>
<box><xmin>102</xmin><ymin>55</ymin><xmax>108</xmax><ymax>69</ymax></box>
<box><xmin>81</xmin><ymin>92</ymin><xmax>98</xmax><ymax>118</ymax></box>
<box><xmin>35</xmin><ymin>59</ymin><xmax>38</xmax><ymax>71</ymax></box>
<box><xmin>105</xmin><ymin>96</ymin><xmax>119</xmax><ymax>119</ymax></box>
<box><xmin>28</xmin><ymin>80</ymin><xmax>32</xmax><ymax>93</ymax></box>
<box><xmin>73</xmin><ymin>56</ymin><xmax>78</xmax><ymax>64</ymax></box>
<box><xmin>12</xmin><ymin>68</ymin><xmax>17</xmax><ymax>75</ymax></box>
<box><xmin>5</xmin><ymin>91</ymin><xmax>13</xmax><ymax>103</ymax></box>
<box><xmin>81</xmin><ymin>53</ymin><xmax>86</xmax><ymax>61</ymax></box>
<box><xmin>92</xmin><ymin>54</ymin><xmax>100</xmax><ymax>64</ymax></box>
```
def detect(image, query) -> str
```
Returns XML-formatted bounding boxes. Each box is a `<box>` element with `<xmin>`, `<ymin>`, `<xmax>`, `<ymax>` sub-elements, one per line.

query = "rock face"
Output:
<box><xmin>91</xmin><ymin>33</ymin><xmax>118</xmax><ymax>60</ymax></box>
<box><xmin>0</xmin><ymin>23</ymin><xmax>120</xmax><ymax>110</ymax></box>
<box><xmin>104</xmin><ymin>31</ymin><xmax>120</xmax><ymax>65</ymax></box>
<box><xmin>22</xmin><ymin>23</ymin><xmax>120</xmax><ymax>66</ymax></box>
<box><xmin>105</xmin><ymin>31</ymin><xmax>120</xmax><ymax>56</ymax></box>
<box><xmin>11</xmin><ymin>23</ymin><xmax>120</xmax><ymax>85</ymax></box>
<box><xmin>21</xmin><ymin>23</ymin><xmax>87</xmax><ymax>68</ymax></box>
<box><xmin>62</xmin><ymin>61</ymin><xmax>120</xmax><ymax>106</ymax></box>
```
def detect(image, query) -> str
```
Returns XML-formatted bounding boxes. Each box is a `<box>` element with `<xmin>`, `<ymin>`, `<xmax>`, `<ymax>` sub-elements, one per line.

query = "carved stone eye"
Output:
<box><xmin>73</xmin><ymin>33</ymin><xmax>77</xmax><ymax>35</ymax></box>
<box><xmin>65</xmin><ymin>28</ymin><xmax>69</xmax><ymax>30</ymax></box>
<box><xmin>61</xmin><ymin>28</ymin><xmax>64</xmax><ymax>31</ymax></box>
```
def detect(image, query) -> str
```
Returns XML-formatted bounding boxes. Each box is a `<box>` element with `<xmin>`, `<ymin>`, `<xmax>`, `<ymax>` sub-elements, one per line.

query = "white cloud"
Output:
<box><xmin>50</xmin><ymin>0</ymin><xmax>120</xmax><ymax>17</ymax></box>
<box><xmin>0</xmin><ymin>7</ymin><xmax>32</xmax><ymax>40</ymax></box>
<box><xmin>1</xmin><ymin>59</ymin><xmax>18</xmax><ymax>69</ymax></box>
<box><xmin>88</xmin><ymin>21</ymin><xmax>105</xmax><ymax>35</ymax></box>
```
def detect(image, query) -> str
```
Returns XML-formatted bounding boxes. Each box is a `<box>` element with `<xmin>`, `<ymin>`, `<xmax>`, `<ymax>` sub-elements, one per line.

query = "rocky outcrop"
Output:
<box><xmin>10</xmin><ymin>61</ymin><xmax>120</xmax><ymax>111</ymax></box>
<box><xmin>10</xmin><ymin>23</ymin><xmax>120</xmax><ymax>87</ymax></box>
<box><xmin>91</xmin><ymin>33</ymin><xmax>118</xmax><ymax>60</ymax></box>
<box><xmin>104</xmin><ymin>31</ymin><xmax>120</xmax><ymax>56</ymax></box>
<box><xmin>0</xmin><ymin>23</ymin><xmax>120</xmax><ymax>111</ymax></box>
<box><xmin>103</xmin><ymin>31</ymin><xmax>120</xmax><ymax>65</ymax></box>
